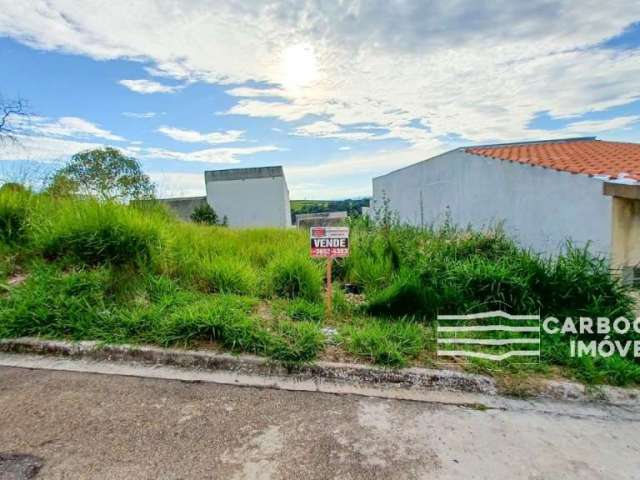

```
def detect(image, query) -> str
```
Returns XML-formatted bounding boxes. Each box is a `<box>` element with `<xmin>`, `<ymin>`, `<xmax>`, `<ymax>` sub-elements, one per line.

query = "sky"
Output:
<box><xmin>1</xmin><ymin>1</ymin><xmax>640</xmax><ymax>200</ymax></box>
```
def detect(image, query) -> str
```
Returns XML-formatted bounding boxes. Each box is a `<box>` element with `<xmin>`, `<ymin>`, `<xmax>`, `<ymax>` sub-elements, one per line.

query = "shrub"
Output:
<box><xmin>36</xmin><ymin>199</ymin><xmax>160</xmax><ymax>269</ymax></box>
<box><xmin>339</xmin><ymin>319</ymin><xmax>426</xmax><ymax>367</ymax></box>
<box><xmin>190</xmin><ymin>203</ymin><xmax>219</xmax><ymax>225</ymax></box>
<box><xmin>266</xmin><ymin>254</ymin><xmax>322</xmax><ymax>301</ymax></box>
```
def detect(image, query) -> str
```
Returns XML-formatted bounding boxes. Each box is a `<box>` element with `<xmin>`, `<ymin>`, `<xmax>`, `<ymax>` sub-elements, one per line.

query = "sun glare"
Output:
<box><xmin>280</xmin><ymin>43</ymin><xmax>318</xmax><ymax>90</ymax></box>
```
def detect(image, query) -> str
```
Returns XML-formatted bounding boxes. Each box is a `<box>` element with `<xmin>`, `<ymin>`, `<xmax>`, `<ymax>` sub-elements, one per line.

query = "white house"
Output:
<box><xmin>372</xmin><ymin>137</ymin><xmax>640</xmax><ymax>278</ymax></box>
<box><xmin>205</xmin><ymin>166</ymin><xmax>292</xmax><ymax>228</ymax></box>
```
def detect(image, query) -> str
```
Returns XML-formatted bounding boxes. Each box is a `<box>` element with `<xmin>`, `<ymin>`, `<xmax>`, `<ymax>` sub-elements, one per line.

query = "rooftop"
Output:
<box><xmin>466</xmin><ymin>137</ymin><xmax>640</xmax><ymax>182</ymax></box>
<box><xmin>205</xmin><ymin>166</ymin><xmax>284</xmax><ymax>182</ymax></box>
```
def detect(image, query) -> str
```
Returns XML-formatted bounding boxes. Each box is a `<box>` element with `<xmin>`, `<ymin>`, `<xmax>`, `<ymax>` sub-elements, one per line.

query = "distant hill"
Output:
<box><xmin>290</xmin><ymin>198</ymin><xmax>370</xmax><ymax>218</ymax></box>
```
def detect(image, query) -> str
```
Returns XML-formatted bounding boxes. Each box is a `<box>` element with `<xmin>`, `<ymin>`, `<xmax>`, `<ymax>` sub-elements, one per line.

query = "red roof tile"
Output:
<box><xmin>465</xmin><ymin>139</ymin><xmax>640</xmax><ymax>182</ymax></box>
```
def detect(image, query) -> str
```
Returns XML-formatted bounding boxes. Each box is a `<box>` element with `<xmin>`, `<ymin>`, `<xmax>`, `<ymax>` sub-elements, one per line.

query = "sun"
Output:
<box><xmin>280</xmin><ymin>43</ymin><xmax>318</xmax><ymax>90</ymax></box>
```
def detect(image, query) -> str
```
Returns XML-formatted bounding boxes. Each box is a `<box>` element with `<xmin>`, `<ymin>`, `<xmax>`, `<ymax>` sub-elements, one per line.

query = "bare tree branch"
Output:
<box><xmin>0</xmin><ymin>95</ymin><xmax>30</xmax><ymax>144</ymax></box>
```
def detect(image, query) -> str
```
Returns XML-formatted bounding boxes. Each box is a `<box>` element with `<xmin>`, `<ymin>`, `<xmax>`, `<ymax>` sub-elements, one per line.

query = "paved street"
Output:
<box><xmin>0</xmin><ymin>366</ymin><xmax>639</xmax><ymax>479</ymax></box>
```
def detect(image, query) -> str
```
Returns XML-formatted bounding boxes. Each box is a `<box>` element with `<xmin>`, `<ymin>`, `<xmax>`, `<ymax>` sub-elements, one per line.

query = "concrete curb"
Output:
<box><xmin>1</xmin><ymin>337</ymin><xmax>638</xmax><ymax>406</ymax></box>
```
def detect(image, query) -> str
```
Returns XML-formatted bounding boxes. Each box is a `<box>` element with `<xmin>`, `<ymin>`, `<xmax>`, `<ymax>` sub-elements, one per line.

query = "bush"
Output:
<box><xmin>36</xmin><ymin>199</ymin><xmax>160</xmax><ymax>269</ymax></box>
<box><xmin>266</xmin><ymin>254</ymin><xmax>323</xmax><ymax>301</ymax></box>
<box><xmin>190</xmin><ymin>203</ymin><xmax>219</xmax><ymax>225</ymax></box>
<box><xmin>339</xmin><ymin>319</ymin><xmax>426</xmax><ymax>367</ymax></box>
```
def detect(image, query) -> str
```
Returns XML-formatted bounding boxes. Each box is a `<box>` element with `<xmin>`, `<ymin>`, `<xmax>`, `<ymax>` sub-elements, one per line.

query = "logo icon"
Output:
<box><xmin>436</xmin><ymin>311</ymin><xmax>541</xmax><ymax>363</ymax></box>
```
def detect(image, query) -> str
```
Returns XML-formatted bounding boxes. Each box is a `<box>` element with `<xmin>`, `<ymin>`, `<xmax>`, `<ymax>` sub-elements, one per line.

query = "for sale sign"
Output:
<box><xmin>310</xmin><ymin>226</ymin><xmax>349</xmax><ymax>258</ymax></box>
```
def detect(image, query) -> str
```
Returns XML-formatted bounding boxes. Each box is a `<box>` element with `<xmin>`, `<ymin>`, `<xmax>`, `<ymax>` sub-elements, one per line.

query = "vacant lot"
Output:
<box><xmin>0</xmin><ymin>189</ymin><xmax>638</xmax><ymax>386</ymax></box>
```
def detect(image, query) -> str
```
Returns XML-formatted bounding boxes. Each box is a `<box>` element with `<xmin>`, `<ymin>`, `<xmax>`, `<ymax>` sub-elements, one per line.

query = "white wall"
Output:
<box><xmin>372</xmin><ymin>150</ymin><xmax>612</xmax><ymax>256</ymax></box>
<box><xmin>206</xmin><ymin>176</ymin><xmax>291</xmax><ymax>228</ymax></box>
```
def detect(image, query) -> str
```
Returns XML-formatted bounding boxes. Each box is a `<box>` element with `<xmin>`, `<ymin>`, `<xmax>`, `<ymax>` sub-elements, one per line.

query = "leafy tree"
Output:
<box><xmin>47</xmin><ymin>147</ymin><xmax>155</xmax><ymax>202</ymax></box>
<box><xmin>191</xmin><ymin>203</ymin><xmax>219</xmax><ymax>225</ymax></box>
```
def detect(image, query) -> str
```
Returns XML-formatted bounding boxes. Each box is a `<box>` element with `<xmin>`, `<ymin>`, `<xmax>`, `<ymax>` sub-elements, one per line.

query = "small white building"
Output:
<box><xmin>372</xmin><ymin>137</ymin><xmax>640</xmax><ymax>277</ymax></box>
<box><xmin>205</xmin><ymin>166</ymin><xmax>291</xmax><ymax>228</ymax></box>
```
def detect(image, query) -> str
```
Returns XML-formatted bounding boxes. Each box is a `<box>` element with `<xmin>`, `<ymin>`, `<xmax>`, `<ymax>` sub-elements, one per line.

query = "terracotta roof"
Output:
<box><xmin>465</xmin><ymin>138</ymin><xmax>640</xmax><ymax>182</ymax></box>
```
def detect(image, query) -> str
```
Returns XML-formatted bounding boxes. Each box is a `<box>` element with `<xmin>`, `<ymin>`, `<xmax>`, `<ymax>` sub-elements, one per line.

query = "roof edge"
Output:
<box><xmin>464</xmin><ymin>136</ymin><xmax>597</xmax><ymax>150</ymax></box>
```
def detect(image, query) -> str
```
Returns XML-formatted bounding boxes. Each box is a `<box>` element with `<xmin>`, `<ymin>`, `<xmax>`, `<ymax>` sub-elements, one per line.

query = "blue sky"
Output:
<box><xmin>1</xmin><ymin>2</ymin><xmax>640</xmax><ymax>199</ymax></box>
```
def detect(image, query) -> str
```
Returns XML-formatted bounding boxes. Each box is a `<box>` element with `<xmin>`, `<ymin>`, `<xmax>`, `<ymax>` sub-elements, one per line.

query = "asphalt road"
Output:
<box><xmin>1</xmin><ymin>366</ymin><xmax>639</xmax><ymax>479</ymax></box>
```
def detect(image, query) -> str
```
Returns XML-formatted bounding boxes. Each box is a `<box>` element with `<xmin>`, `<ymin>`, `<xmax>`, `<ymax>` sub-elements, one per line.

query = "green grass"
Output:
<box><xmin>0</xmin><ymin>190</ymin><xmax>637</xmax><ymax>383</ymax></box>
<box><xmin>266</xmin><ymin>253</ymin><xmax>323</xmax><ymax>301</ymax></box>
<box><xmin>339</xmin><ymin>319</ymin><xmax>427</xmax><ymax>367</ymax></box>
<box><xmin>273</xmin><ymin>298</ymin><xmax>325</xmax><ymax>322</ymax></box>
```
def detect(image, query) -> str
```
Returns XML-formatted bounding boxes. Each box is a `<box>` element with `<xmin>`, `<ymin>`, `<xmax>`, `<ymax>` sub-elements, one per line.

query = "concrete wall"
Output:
<box><xmin>605</xmin><ymin>183</ymin><xmax>640</xmax><ymax>281</ymax></box>
<box><xmin>372</xmin><ymin>150</ymin><xmax>612</xmax><ymax>256</ymax></box>
<box><xmin>157</xmin><ymin>196</ymin><xmax>207</xmax><ymax>222</ymax></box>
<box><xmin>205</xmin><ymin>167</ymin><xmax>291</xmax><ymax>228</ymax></box>
<box><xmin>295</xmin><ymin>211</ymin><xmax>347</xmax><ymax>229</ymax></box>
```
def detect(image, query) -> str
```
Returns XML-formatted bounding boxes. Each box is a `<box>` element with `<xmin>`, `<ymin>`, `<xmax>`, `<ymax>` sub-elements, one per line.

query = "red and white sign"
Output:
<box><xmin>310</xmin><ymin>226</ymin><xmax>349</xmax><ymax>258</ymax></box>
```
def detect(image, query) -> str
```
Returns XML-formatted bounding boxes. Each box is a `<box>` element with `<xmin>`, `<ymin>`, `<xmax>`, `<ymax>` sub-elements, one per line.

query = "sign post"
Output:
<box><xmin>310</xmin><ymin>226</ymin><xmax>350</xmax><ymax>318</ymax></box>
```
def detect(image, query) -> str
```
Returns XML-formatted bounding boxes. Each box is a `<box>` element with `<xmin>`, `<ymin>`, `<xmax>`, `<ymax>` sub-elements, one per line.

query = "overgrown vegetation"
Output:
<box><xmin>0</xmin><ymin>189</ymin><xmax>637</xmax><ymax>384</ymax></box>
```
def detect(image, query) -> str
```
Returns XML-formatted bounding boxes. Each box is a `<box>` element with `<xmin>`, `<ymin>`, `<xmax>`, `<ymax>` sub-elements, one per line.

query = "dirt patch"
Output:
<box><xmin>7</xmin><ymin>273</ymin><xmax>27</xmax><ymax>287</ymax></box>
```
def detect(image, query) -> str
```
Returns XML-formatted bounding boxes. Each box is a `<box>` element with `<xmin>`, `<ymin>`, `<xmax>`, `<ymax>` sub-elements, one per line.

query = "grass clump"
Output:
<box><xmin>266</xmin><ymin>254</ymin><xmax>322</xmax><ymax>301</ymax></box>
<box><xmin>35</xmin><ymin>199</ymin><xmax>161</xmax><ymax>269</ymax></box>
<box><xmin>0</xmin><ymin>264</ymin><xmax>116</xmax><ymax>340</ymax></box>
<box><xmin>275</xmin><ymin>298</ymin><xmax>325</xmax><ymax>322</ymax></box>
<box><xmin>339</xmin><ymin>319</ymin><xmax>426</xmax><ymax>367</ymax></box>
<box><xmin>267</xmin><ymin>320</ymin><xmax>325</xmax><ymax>362</ymax></box>
<box><xmin>0</xmin><ymin>190</ymin><xmax>33</xmax><ymax>244</ymax></box>
<box><xmin>196</xmin><ymin>256</ymin><xmax>258</xmax><ymax>295</ymax></box>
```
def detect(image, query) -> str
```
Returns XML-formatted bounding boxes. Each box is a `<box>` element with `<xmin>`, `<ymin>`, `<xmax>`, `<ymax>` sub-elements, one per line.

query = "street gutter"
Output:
<box><xmin>0</xmin><ymin>337</ymin><xmax>638</xmax><ymax>407</ymax></box>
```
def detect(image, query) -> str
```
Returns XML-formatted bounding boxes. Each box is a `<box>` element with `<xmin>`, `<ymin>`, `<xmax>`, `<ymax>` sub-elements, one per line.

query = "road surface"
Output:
<box><xmin>0</xmin><ymin>366</ymin><xmax>639</xmax><ymax>479</ymax></box>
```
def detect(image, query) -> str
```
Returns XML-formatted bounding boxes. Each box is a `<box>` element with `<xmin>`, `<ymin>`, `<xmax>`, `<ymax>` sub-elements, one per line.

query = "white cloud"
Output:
<box><xmin>3</xmin><ymin>2</ymin><xmax>640</xmax><ymax>146</ymax></box>
<box><xmin>226</xmin><ymin>87</ymin><xmax>287</xmax><ymax>98</ymax></box>
<box><xmin>563</xmin><ymin>115</ymin><xmax>640</xmax><ymax>134</ymax></box>
<box><xmin>139</xmin><ymin>145</ymin><xmax>281</xmax><ymax>163</ymax></box>
<box><xmin>0</xmin><ymin>135</ymin><xmax>111</xmax><ymax>162</ymax></box>
<box><xmin>12</xmin><ymin>115</ymin><xmax>124</xmax><ymax>142</ymax></box>
<box><xmin>122</xmin><ymin>111</ymin><xmax>159</xmax><ymax>118</ymax></box>
<box><xmin>119</xmin><ymin>79</ymin><xmax>181</xmax><ymax>94</ymax></box>
<box><xmin>157</xmin><ymin>126</ymin><xmax>245</xmax><ymax>144</ymax></box>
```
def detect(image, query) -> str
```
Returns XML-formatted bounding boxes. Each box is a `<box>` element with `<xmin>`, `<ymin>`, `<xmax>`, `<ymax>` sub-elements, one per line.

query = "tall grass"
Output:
<box><xmin>32</xmin><ymin>198</ymin><xmax>163</xmax><ymax>269</ymax></box>
<box><xmin>346</xmin><ymin>219</ymin><xmax>633</xmax><ymax>322</ymax></box>
<box><xmin>0</xmin><ymin>191</ymin><xmax>637</xmax><ymax>382</ymax></box>
<box><xmin>0</xmin><ymin>189</ymin><xmax>34</xmax><ymax>244</ymax></box>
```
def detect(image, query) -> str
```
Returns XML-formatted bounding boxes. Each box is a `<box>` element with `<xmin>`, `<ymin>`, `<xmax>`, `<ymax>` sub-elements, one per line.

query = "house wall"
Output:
<box><xmin>611</xmin><ymin>196</ymin><xmax>640</xmax><ymax>277</ymax></box>
<box><xmin>205</xmin><ymin>169</ymin><xmax>291</xmax><ymax>228</ymax></box>
<box><xmin>157</xmin><ymin>196</ymin><xmax>207</xmax><ymax>222</ymax></box>
<box><xmin>372</xmin><ymin>150</ymin><xmax>612</xmax><ymax>256</ymax></box>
